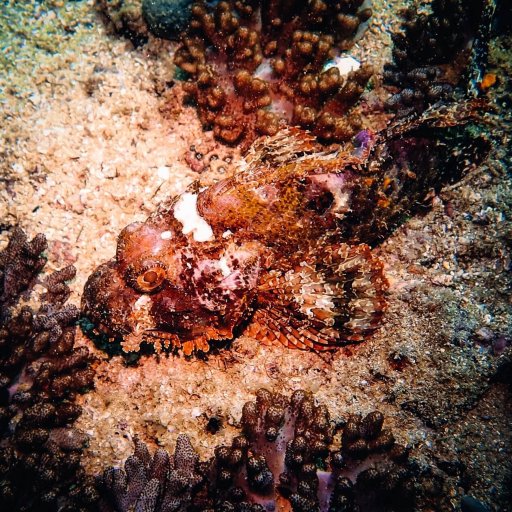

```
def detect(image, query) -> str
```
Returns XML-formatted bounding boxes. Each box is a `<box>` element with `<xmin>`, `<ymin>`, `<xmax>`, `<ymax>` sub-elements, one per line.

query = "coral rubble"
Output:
<box><xmin>0</xmin><ymin>228</ymin><xmax>97</xmax><ymax>511</ymax></box>
<box><xmin>384</xmin><ymin>0</ymin><xmax>493</xmax><ymax>116</ymax></box>
<box><xmin>98</xmin><ymin>389</ymin><xmax>452</xmax><ymax>511</ymax></box>
<box><xmin>174</xmin><ymin>0</ymin><xmax>373</xmax><ymax>147</ymax></box>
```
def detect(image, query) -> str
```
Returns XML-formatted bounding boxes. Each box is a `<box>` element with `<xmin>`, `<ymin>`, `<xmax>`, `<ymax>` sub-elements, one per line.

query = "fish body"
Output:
<box><xmin>82</xmin><ymin>102</ymin><xmax>489</xmax><ymax>355</ymax></box>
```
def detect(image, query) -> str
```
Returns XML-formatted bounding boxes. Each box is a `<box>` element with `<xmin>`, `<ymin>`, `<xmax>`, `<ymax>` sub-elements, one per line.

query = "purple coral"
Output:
<box><xmin>0</xmin><ymin>228</ymin><xmax>97</xmax><ymax>511</ymax></box>
<box><xmin>211</xmin><ymin>389</ymin><xmax>413</xmax><ymax>511</ymax></box>
<box><xmin>98</xmin><ymin>434</ymin><xmax>203</xmax><ymax>511</ymax></box>
<box><xmin>0</xmin><ymin>227</ymin><xmax>47</xmax><ymax>312</ymax></box>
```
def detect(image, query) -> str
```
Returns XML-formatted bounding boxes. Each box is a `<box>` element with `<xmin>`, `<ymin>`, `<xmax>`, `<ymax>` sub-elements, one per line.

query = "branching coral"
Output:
<box><xmin>174</xmin><ymin>0</ymin><xmax>373</xmax><ymax>147</ymax></box>
<box><xmin>384</xmin><ymin>0</ymin><xmax>492</xmax><ymax>116</ymax></box>
<box><xmin>98</xmin><ymin>434</ymin><xmax>204</xmax><ymax>511</ymax></box>
<box><xmin>0</xmin><ymin>228</ymin><xmax>98</xmax><ymax>511</ymax></box>
<box><xmin>0</xmin><ymin>227</ymin><xmax>47</xmax><ymax>313</ymax></box>
<box><xmin>98</xmin><ymin>389</ymin><xmax>452</xmax><ymax>511</ymax></box>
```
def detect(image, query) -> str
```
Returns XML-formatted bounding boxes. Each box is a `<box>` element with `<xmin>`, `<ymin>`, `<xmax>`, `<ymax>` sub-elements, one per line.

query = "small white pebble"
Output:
<box><xmin>191</xmin><ymin>407</ymin><xmax>202</xmax><ymax>418</ymax></box>
<box><xmin>160</xmin><ymin>231</ymin><xmax>172</xmax><ymax>240</ymax></box>
<box><xmin>323</xmin><ymin>55</ymin><xmax>361</xmax><ymax>77</ymax></box>
<box><xmin>157</xmin><ymin>166</ymin><xmax>170</xmax><ymax>180</ymax></box>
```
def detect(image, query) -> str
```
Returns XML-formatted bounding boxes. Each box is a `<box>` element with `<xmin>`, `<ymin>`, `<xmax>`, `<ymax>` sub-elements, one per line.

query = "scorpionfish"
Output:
<box><xmin>82</xmin><ymin>101</ymin><xmax>489</xmax><ymax>355</ymax></box>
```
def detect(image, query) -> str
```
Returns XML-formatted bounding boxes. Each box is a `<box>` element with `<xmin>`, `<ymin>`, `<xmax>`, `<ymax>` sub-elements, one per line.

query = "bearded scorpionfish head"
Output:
<box><xmin>82</xmin><ymin>216</ymin><xmax>262</xmax><ymax>354</ymax></box>
<box><xmin>82</xmin><ymin>221</ymin><xmax>188</xmax><ymax>350</ymax></box>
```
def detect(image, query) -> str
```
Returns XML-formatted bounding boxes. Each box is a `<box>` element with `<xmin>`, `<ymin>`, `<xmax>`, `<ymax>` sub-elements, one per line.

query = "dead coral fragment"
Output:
<box><xmin>174</xmin><ymin>0</ymin><xmax>373</xmax><ymax>147</ymax></box>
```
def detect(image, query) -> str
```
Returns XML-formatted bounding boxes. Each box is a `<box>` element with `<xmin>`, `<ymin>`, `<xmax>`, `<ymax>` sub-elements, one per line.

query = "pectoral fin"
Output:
<box><xmin>246</xmin><ymin>243</ymin><xmax>388</xmax><ymax>351</ymax></box>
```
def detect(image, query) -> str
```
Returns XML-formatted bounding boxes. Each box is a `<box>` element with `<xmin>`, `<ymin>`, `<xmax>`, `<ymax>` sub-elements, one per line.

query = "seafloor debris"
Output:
<box><xmin>384</xmin><ymin>0</ymin><xmax>494</xmax><ymax>116</ymax></box>
<box><xmin>82</xmin><ymin>100</ymin><xmax>491</xmax><ymax>356</ymax></box>
<box><xmin>96</xmin><ymin>0</ymin><xmax>149</xmax><ymax>46</ymax></box>
<box><xmin>0</xmin><ymin>228</ymin><xmax>98</xmax><ymax>511</ymax></box>
<box><xmin>98</xmin><ymin>389</ymin><xmax>451</xmax><ymax>511</ymax></box>
<box><xmin>174</xmin><ymin>0</ymin><xmax>373</xmax><ymax>147</ymax></box>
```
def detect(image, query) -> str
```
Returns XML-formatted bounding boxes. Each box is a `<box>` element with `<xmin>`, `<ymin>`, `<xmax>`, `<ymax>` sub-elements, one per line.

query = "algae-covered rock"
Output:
<box><xmin>142</xmin><ymin>0</ymin><xmax>193</xmax><ymax>39</ymax></box>
<box><xmin>96</xmin><ymin>0</ymin><xmax>149</xmax><ymax>46</ymax></box>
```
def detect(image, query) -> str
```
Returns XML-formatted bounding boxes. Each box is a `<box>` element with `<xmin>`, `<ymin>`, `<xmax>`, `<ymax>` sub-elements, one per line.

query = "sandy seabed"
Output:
<box><xmin>1</xmin><ymin>1</ymin><xmax>511</xmax><ymax>510</ymax></box>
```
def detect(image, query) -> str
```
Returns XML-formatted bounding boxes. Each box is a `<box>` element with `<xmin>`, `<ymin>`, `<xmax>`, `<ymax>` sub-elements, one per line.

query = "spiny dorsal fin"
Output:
<box><xmin>385</xmin><ymin>99</ymin><xmax>491</xmax><ymax>140</ymax></box>
<box><xmin>243</xmin><ymin>128</ymin><xmax>321</xmax><ymax>169</ymax></box>
<box><xmin>196</xmin><ymin>129</ymin><xmax>366</xmax><ymax>247</ymax></box>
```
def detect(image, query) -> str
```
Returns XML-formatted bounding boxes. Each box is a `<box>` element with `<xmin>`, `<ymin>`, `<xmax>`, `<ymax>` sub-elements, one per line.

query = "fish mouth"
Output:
<box><xmin>81</xmin><ymin>261</ymin><xmax>141</xmax><ymax>340</ymax></box>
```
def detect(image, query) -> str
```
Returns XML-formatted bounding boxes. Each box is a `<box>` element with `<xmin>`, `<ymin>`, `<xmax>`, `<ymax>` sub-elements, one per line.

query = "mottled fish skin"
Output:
<box><xmin>82</xmin><ymin>101</ymin><xmax>490</xmax><ymax>355</ymax></box>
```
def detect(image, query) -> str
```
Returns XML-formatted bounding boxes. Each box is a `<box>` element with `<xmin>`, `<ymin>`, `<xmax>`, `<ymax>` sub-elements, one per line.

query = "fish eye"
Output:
<box><xmin>127</xmin><ymin>260</ymin><xmax>167</xmax><ymax>293</ymax></box>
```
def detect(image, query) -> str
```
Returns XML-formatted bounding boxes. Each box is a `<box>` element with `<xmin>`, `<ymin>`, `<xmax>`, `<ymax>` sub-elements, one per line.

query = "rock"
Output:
<box><xmin>461</xmin><ymin>496</ymin><xmax>491</xmax><ymax>512</ymax></box>
<box><xmin>142</xmin><ymin>0</ymin><xmax>193</xmax><ymax>39</ymax></box>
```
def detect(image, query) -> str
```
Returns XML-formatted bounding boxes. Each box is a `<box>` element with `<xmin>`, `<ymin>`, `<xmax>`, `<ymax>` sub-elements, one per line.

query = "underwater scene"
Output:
<box><xmin>0</xmin><ymin>0</ymin><xmax>511</xmax><ymax>511</ymax></box>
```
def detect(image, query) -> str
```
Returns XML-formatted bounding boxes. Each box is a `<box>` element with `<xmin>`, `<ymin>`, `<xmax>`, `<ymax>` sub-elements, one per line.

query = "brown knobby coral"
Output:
<box><xmin>384</xmin><ymin>0</ymin><xmax>495</xmax><ymax>116</ymax></box>
<box><xmin>98</xmin><ymin>389</ymin><xmax>451</xmax><ymax>511</ymax></box>
<box><xmin>0</xmin><ymin>228</ymin><xmax>97</xmax><ymax>511</ymax></box>
<box><xmin>96</xmin><ymin>0</ymin><xmax>149</xmax><ymax>47</ymax></box>
<box><xmin>174</xmin><ymin>0</ymin><xmax>373</xmax><ymax>148</ymax></box>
